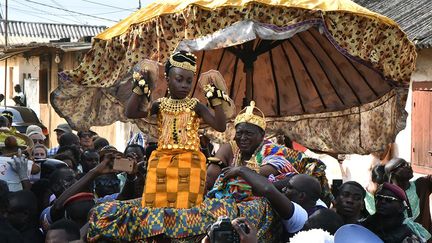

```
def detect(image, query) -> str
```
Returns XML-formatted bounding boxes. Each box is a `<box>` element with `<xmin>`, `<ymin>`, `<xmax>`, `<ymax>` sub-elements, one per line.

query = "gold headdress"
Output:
<box><xmin>168</xmin><ymin>51</ymin><xmax>197</xmax><ymax>73</ymax></box>
<box><xmin>234</xmin><ymin>101</ymin><xmax>266</xmax><ymax>130</ymax></box>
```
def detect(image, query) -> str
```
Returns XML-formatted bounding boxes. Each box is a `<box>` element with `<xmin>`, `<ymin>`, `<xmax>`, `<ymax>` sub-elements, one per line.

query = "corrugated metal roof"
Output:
<box><xmin>354</xmin><ymin>0</ymin><xmax>432</xmax><ymax>49</ymax></box>
<box><xmin>0</xmin><ymin>20</ymin><xmax>107</xmax><ymax>46</ymax></box>
<box><xmin>0</xmin><ymin>42</ymin><xmax>92</xmax><ymax>61</ymax></box>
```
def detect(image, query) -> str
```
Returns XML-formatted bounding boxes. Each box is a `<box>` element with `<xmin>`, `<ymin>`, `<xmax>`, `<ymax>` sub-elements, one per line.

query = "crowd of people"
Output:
<box><xmin>0</xmin><ymin>51</ymin><xmax>431</xmax><ymax>243</ymax></box>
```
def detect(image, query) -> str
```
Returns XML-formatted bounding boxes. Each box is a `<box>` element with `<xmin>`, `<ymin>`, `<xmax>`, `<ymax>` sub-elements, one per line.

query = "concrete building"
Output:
<box><xmin>0</xmin><ymin>20</ymin><xmax>134</xmax><ymax>150</ymax></box>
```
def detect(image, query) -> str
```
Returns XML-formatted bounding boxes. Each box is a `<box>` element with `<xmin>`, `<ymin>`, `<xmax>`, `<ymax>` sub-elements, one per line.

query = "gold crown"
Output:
<box><xmin>234</xmin><ymin>101</ymin><xmax>266</xmax><ymax>130</ymax></box>
<box><xmin>169</xmin><ymin>52</ymin><xmax>197</xmax><ymax>73</ymax></box>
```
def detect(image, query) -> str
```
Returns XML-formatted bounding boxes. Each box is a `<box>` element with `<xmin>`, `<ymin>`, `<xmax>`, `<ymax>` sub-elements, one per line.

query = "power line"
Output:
<box><xmin>22</xmin><ymin>0</ymin><xmax>117</xmax><ymax>22</ymax></box>
<box><xmin>80</xmin><ymin>0</ymin><xmax>133</xmax><ymax>11</ymax></box>
<box><xmin>8</xmin><ymin>7</ymin><xmax>64</xmax><ymax>24</ymax></box>
<box><xmin>13</xmin><ymin>1</ymin><xmax>84</xmax><ymax>24</ymax></box>
<box><xmin>8</xmin><ymin>5</ymin><xmax>83</xmax><ymax>24</ymax></box>
<box><xmin>50</xmin><ymin>0</ymin><xmax>82</xmax><ymax>24</ymax></box>
<box><xmin>10</xmin><ymin>3</ymin><xmax>133</xmax><ymax>17</ymax></box>
<box><xmin>91</xmin><ymin>9</ymin><xmax>136</xmax><ymax>15</ymax></box>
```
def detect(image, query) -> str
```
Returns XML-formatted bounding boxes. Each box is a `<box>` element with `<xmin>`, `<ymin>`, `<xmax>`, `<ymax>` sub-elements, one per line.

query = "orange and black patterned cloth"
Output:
<box><xmin>142</xmin><ymin>149</ymin><xmax>206</xmax><ymax>208</ymax></box>
<box><xmin>88</xmin><ymin>197</ymin><xmax>279</xmax><ymax>242</ymax></box>
<box><xmin>142</xmin><ymin>97</ymin><xmax>206</xmax><ymax>208</ymax></box>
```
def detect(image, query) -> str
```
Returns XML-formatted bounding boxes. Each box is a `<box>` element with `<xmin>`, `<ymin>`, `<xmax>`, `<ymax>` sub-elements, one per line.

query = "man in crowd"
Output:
<box><xmin>333</xmin><ymin>181</ymin><xmax>366</xmax><ymax>224</ymax></box>
<box><xmin>7</xmin><ymin>190</ymin><xmax>44</xmax><ymax>242</ymax></box>
<box><xmin>385</xmin><ymin>158</ymin><xmax>431</xmax><ymax>240</ymax></box>
<box><xmin>48</xmin><ymin>124</ymin><xmax>73</xmax><ymax>157</ymax></box>
<box><xmin>77</xmin><ymin>130</ymin><xmax>97</xmax><ymax>151</ymax></box>
<box><xmin>282</xmin><ymin>174</ymin><xmax>327</xmax><ymax>216</ymax></box>
<box><xmin>0</xmin><ymin>179</ymin><xmax>23</xmax><ymax>242</ymax></box>
<box><xmin>361</xmin><ymin>182</ymin><xmax>420</xmax><ymax>242</ymax></box>
<box><xmin>12</xmin><ymin>84</ymin><xmax>26</xmax><ymax>107</ymax></box>
<box><xmin>45</xmin><ymin>219</ymin><xmax>81</xmax><ymax>243</ymax></box>
<box><xmin>80</xmin><ymin>150</ymin><xmax>100</xmax><ymax>174</ymax></box>
<box><xmin>386</xmin><ymin>158</ymin><xmax>432</xmax><ymax>226</ymax></box>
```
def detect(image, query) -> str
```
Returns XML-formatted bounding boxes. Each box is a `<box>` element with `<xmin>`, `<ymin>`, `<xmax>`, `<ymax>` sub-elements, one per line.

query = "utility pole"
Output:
<box><xmin>4</xmin><ymin>0</ymin><xmax>7</xmax><ymax>107</ymax></box>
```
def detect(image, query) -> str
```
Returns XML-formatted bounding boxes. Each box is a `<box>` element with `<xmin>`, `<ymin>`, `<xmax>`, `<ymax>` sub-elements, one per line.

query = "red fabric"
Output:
<box><xmin>292</xmin><ymin>142</ymin><xmax>307</xmax><ymax>153</ymax></box>
<box><xmin>382</xmin><ymin>182</ymin><xmax>407</xmax><ymax>201</ymax></box>
<box><xmin>63</xmin><ymin>192</ymin><xmax>94</xmax><ymax>207</ymax></box>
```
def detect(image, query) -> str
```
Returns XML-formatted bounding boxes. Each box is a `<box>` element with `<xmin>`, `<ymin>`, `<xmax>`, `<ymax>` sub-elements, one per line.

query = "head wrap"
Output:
<box><xmin>165</xmin><ymin>51</ymin><xmax>197</xmax><ymax>75</ymax></box>
<box><xmin>234</xmin><ymin>101</ymin><xmax>266</xmax><ymax>130</ymax></box>
<box><xmin>379</xmin><ymin>182</ymin><xmax>407</xmax><ymax>201</ymax></box>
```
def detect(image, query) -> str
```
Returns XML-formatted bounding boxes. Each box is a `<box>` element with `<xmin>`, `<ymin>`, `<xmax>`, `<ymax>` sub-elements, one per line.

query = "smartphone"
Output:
<box><xmin>332</xmin><ymin>179</ymin><xmax>343</xmax><ymax>197</ymax></box>
<box><xmin>113</xmin><ymin>157</ymin><xmax>135</xmax><ymax>173</ymax></box>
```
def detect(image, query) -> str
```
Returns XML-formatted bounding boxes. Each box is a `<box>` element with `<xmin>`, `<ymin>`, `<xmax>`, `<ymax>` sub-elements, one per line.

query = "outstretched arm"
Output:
<box><xmin>125</xmin><ymin>96</ymin><xmax>160</xmax><ymax>119</ymax></box>
<box><xmin>125</xmin><ymin>94</ymin><xmax>149</xmax><ymax>118</ymax></box>
<box><xmin>223</xmin><ymin>166</ymin><xmax>294</xmax><ymax>219</ymax></box>
<box><xmin>195</xmin><ymin>102</ymin><xmax>226</xmax><ymax>132</ymax></box>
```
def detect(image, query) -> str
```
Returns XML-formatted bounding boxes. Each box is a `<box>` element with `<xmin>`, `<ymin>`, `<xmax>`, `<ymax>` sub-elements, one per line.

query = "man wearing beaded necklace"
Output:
<box><xmin>206</xmin><ymin>101</ymin><xmax>296</xmax><ymax>191</ymax></box>
<box><xmin>125</xmin><ymin>51</ymin><xmax>230</xmax><ymax>209</ymax></box>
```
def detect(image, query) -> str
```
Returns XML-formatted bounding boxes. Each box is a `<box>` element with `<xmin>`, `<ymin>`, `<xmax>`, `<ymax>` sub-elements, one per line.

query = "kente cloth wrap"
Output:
<box><xmin>231</xmin><ymin>140</ymin><xmax>333</xmax><ymax>204</ymax></box>
<box><xmin>87</xmin><ymin>197</ymin><xmax>278</xmax><ymax>242</ymax></box>
<box><xmin>142</xmin><ymin>149</ymin><xmax>206</xmax><ymax>208</ymax></box>
<box><xmin>208</xmin><ymin>141</ymin><xmax>298</xmax><ymax>202</ymax></box>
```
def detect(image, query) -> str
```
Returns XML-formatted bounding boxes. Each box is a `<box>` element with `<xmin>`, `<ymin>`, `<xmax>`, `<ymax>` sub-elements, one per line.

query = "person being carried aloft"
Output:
<box><xmin>125</xmin><ymin>50</ymin><xmax>231</xmax><ymax>209</ymax></box>
<box><xmin>207</xmin><ymin>102</ymin><xmax>333</xmax><ymax>205</ymax></box>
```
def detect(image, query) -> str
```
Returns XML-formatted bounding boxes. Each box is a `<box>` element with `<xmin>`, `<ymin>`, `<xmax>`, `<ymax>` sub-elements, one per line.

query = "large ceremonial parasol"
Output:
<box><xmin>51</xmin><ymin>0</ymin><xmax>416</xmax><ymax>154</ymax></box>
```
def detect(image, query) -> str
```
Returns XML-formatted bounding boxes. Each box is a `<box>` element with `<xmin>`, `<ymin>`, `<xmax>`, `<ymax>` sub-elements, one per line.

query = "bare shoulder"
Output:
<box><xmin>215</xmin><ymin>143</ymin><xmax>234</xmax><ymax>166</ymax></box>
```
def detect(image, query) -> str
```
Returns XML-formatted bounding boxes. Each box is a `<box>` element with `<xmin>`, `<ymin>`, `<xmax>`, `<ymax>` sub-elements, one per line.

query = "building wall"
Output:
<box><xmin>39</xmin><ymin>51</ymin><xmax>132</xmax><ymax>150</ymax></box>
<box><xmin>394</xmin><ymin>48</ymin><xmax>432</xmax><ymax>161</ymax></box>
<box><xmin>0</xmin><ymin>56</ymin><xmax>39</xmax><ymax>106</ymax></box>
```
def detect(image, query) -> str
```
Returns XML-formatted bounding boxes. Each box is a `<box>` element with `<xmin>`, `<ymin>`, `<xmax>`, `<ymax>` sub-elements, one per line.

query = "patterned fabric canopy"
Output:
<box><xmin>51</xmin><ymin>0</ymin><xmax>416</xmax><ymax>154</ymax></box>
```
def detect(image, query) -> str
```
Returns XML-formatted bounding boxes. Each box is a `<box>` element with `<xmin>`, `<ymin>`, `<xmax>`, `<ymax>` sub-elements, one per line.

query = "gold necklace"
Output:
<box><xmin>159</xmin><ymin>97</ymin><xmax>197</xmax><ymax>114</ymax></box>
<box><xmin>233</xmin><ymin>141</ymin><xmax>264</xmax><ymax>170</ymax></box>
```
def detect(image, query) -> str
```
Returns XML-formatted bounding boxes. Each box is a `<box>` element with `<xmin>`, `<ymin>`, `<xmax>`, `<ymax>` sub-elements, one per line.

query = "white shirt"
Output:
<box><xmin>282</xmin><ymin>202</ymin><xmax>308</xmax><ymax>233</ymax></box>
<box><xmin>0</xmin><ymin>157</ymin><xmax>33</xmax><ymax>191</ymax></box>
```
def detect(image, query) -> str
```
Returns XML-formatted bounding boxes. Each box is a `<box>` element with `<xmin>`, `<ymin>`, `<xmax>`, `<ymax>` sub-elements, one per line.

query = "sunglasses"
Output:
<box><xmin>376</xmin><ymin>194</ymin><xmax>400</xmax><ymax>203</ymax></box>
<box><xmin>392</xmin><ymin>162</ymin><xmax>410</xmax><ymax>171</ymax></box>
<box><xmin>32</xmin><ymin>139</ymin><xmax>45</xmax><ymax>144</ymax></box>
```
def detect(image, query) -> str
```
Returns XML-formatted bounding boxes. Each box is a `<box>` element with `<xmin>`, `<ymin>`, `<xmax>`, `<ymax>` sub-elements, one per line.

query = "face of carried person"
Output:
<box><xmin>167</xmin><ymin>67</ymin><xmax>194</xmax><ymax>99</ymax></box>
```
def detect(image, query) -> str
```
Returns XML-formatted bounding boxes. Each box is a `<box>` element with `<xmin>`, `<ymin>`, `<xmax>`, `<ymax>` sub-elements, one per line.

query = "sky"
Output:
<box><xmin>0</xmin><ymin>0</ymin><xmax>154</xmax><ymax>27</ymax></box>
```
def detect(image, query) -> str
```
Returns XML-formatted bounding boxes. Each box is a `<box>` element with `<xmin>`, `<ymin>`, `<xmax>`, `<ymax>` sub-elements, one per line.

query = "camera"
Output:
<box><xmin>209</xmin><ymin>216</ymin><xmax>249</xmax><ymax>243</ymax></box>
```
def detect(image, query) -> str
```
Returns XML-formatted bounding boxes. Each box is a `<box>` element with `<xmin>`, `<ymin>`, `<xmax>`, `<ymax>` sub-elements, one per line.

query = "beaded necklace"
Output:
<box><xmin>158</xmin><ymin>97</ymin><xmax>200</xmax><ymax>150</ymax></box>
<box><xmin>233</xmin><ymin>141</ymin><xmax>264</xmax><ymax>171</ymax></box>
<box><xmin>159</xmin><ymin>97</ymin><xmax>197</xmax><ymax>114</ymax></box>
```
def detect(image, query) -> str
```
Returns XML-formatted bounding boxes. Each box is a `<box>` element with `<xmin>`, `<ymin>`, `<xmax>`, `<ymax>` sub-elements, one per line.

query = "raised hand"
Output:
<box><xmin>8</xmin><ymin>149</ymin><xmax>29</xmax><ymax>181</ymax></box>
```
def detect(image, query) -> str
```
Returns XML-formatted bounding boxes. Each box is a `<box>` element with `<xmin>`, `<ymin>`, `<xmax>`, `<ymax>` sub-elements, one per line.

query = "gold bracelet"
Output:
<box><xmin>210</xmin><ymin>98</ymin><xmax>223</xmax><ymax>107</ymax></box>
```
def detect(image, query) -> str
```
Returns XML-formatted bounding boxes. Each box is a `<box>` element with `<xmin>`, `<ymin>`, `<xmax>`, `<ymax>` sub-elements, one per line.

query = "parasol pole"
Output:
<box><xmin>3</xmin><ymin>0</ymin><xmax>7</xmax><ymax>107</ymax></box>
<box><xmin>244</xmin><ymin>62</ymin><xmax>253</xmax><ymax>107</ymax></box>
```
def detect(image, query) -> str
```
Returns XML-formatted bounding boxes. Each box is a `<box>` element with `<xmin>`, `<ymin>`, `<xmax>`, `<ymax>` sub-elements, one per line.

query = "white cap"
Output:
<box><xmin>26</xmin><ymin>125</ymin><xmax>43</xmax><ymax>136</ymax></box>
